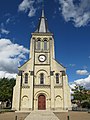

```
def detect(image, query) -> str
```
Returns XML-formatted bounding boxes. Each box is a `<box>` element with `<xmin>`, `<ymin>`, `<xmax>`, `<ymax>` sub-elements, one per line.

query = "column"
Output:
<box><xmin>51</xmin><ymin>75</ymin><xmax>55</xmax><ymax>110</ymax></box>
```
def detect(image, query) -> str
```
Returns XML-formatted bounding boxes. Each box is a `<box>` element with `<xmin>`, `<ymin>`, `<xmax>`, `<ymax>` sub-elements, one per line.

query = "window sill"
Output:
<box><xmin>35</xmin><ymin>50</ymin><xmax>49</xmax><ymax>53</ymax></box>
<box><xmin>54</xmin><ymin>84</ymin><xmax>62</xmax><ymax>88</ymax></box>
<box><xmin>34</xmin><ymin>84</ymin><xmax>50</xmax><ymax>88</ymax></box>
<box><xmin>22</xmin><ymin>84</ymin><xmax>30</xmax><ymax>88</ymax></box>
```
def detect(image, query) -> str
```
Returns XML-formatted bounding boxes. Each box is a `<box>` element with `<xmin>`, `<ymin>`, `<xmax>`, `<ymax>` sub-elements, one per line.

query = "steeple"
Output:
<box><xmin>35</xmin><ymin>9</ymin><xmax>50</xmax><ymax>33</ymax></box>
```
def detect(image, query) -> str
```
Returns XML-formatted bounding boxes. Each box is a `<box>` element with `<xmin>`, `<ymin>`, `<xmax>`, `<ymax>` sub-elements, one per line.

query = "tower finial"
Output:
<box><xmin>41</xmin><ymin>0</ymin><xmax>44</xmax><ymax>18</ymax></box>
<box><xmin>42</xmin><ymin>0</ymin><xmax>44</xmax><ymax>10</ymax></box>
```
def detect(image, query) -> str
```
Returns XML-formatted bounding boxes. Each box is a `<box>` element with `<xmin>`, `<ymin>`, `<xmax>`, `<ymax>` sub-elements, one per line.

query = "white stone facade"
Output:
<box><xmin>12</xmin><ymin>10</ymin><xmax>72</xmax><ymax>111</ymax></box>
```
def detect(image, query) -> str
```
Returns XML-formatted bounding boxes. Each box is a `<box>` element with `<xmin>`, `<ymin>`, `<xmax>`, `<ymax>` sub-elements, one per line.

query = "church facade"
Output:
<box><xmin>12</xmin><ymin>10</ymin><xmax>71</xmax><ymax>111</ymax></box>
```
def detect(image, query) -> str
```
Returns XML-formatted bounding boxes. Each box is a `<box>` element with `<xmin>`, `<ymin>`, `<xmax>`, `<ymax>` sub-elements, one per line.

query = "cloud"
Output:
<box><xmin>6</xmin><ymin>18</ymin><xmax>11</xmax><ymax>24</ymax></box>
<box><xmin>30</xmin><ymin>21</ymin><xmax>35</xmax><ymax>28</ymax></box>
<box><xmin>0</xmin><ymin>23</ymin><xmax>10</xmax><ymax>35</ymax></box>
<box><xmin>0</xmin><ymin>38</ymin><xmax>29</xmax><ymax>78</ymax></box>
<box><xmin>58</xmin><ymin>0</ymin><xmax>90</xmax><ymax>27</ymax></box>
<box><xmin>28</xmin><ymin>6</ymin><xmax>36</xmax><ymax>17</ymax></box>
<box><xmin>70</xmin><ymin>75</ymin><xmax>90</xmax><ymax>90</ymax></box>
<box><xmin>0</xmin><ymin>71</ymin><xmax>17</xmax><ymax>79</ymax></box>
<box><xmin>69</xmin><ymin>64</ymin><xmax>76</xmax><ymax>67</ymax></box>
<box><xmin>76</xmin><ymin>69</ymin><xmax>89</xmax><ymax>75</ymax></box>
<box><xmin>18</xmin><ymin>0</ymin><xmax>42</xmax><ymax>17</ymax></box>
<box><xmin>1</xmin><ymin>28</ymin><xmax>10</xmax><ymax>34</ymax></box>
<box><xmin>69</xmin><ymin>82</ymin><xmax>76</xmax><ymax>94</ymax></box>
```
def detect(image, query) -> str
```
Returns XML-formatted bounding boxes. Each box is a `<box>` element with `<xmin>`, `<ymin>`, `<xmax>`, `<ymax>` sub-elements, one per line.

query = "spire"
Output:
<box><xmin>35</xmin><ymin>8</ymin><xmax>50</xmax><ymax>33</ymax></box>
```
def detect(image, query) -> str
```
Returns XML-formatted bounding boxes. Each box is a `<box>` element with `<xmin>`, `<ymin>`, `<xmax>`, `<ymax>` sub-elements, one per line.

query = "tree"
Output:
<box><xmin>81</xmin><ymin>102</ymin><xmax>90</xmax><ymax>108</ymax></box>
<box><xmin>72</xmin><ymin>85</ymin><xmax>90</xmax><ymax>107</ymax></box>
<box><xmin>0</xmin><ymin>78</ymin><xmax>16</xmax><ymax>102</ymax></box>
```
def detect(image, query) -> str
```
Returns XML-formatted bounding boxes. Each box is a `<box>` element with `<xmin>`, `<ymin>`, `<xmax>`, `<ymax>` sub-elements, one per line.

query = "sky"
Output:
<box><xmin>0</xmin><ymin>0</ymin><xmax>90</xmax><ymax>89</ymax></box>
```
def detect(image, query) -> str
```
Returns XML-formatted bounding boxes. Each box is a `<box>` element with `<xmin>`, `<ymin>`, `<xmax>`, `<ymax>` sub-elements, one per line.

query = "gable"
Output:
<box><xmin>51</xmin><ymin>59</ymin><xmax>66</xmax><ymax>72</ymax></box>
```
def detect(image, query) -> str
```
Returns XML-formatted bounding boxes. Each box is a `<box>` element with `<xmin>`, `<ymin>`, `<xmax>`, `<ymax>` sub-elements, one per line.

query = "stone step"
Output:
<box><xmin>24</xmin><ymin>111</ymin><xmax>60</xmax><ymax>120</ymax></box>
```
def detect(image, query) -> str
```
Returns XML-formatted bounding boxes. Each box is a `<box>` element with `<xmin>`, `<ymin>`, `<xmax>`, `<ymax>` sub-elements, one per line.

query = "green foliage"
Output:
<box><xmin>72</xmin><ymin>85</ymin><xmax>90</xmax><ymax>107</ymax></box>
<box><xmin>81</xmin><ymin>102</ymin><xmax>90</xmax><ymax>108</ymax></box>
<box><xmin>0</xmin><ymin>78</ymin><xmax>16</xmax><ymax>102</ymax></box>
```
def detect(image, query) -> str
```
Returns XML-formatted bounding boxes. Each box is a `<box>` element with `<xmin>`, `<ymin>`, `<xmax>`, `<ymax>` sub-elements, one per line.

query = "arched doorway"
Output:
<box><xmin>38</xmin><ymin>95</ymin><xmax>46</xmax><ymax>110</ymax></box>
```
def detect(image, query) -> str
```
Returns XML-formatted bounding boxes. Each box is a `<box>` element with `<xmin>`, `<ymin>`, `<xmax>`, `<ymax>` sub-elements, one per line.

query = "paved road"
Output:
<box><xmin>24</xmin><ymin>111</ymin><xmax>59</xmax><ymax>120</ymax></box>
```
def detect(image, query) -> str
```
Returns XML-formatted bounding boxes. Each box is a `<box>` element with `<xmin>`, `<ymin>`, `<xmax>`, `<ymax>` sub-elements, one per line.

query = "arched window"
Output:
<box><xmin>36</xmin><ymin>39</ymin><xmax>41</xmax><ymax>50</ymax></box>
<box><xmin>25</xmin><ymin>73</ymin><xmax>28</xmax><ymax>84</ymax></box>
<box><xmin>40</xmin><ymin>73</ymin><xmax>44</xmax><ymax>84</ymax></box>
<box><xmin>44</xmin><ymin>40</ymin><xmax>47</xmax><ymax>50</ymax></box>
<box><xmin>56</xmin><ymin>73</ymin><xmax>59</xmax><ymax>84</ymax></box>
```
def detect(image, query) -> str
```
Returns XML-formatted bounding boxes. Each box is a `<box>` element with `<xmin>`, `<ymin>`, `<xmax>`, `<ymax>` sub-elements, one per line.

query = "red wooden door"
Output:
<box><xmin>38</xmin><ymin>95</ymin><xmax>46</xmax><ymax>110</ymax></box>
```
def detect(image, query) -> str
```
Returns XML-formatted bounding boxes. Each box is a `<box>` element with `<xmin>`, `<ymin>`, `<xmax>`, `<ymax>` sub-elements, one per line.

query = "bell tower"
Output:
<box><xmin>29</xmin><ymin>9</ymin><xmax>57</xmax><ymax>110</ymax></box>
<box><xmin>30</xmin><ymin>9</ymin><xmax>55</xmax><ymax>65</ymax></box>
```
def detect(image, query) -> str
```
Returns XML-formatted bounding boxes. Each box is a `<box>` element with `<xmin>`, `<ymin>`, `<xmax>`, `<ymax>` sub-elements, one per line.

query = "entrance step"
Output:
<box><xmin>24</xmin><ymin>111</ymin><xmax>60</xmax><ymax>120</ymax></box>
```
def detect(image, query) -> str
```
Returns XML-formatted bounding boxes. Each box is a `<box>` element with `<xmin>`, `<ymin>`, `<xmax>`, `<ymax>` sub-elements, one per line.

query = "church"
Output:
<box><xmin>12</xmin><ymin>9</ymin><xmax>71</xmax><ymax>111</ymax></box>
